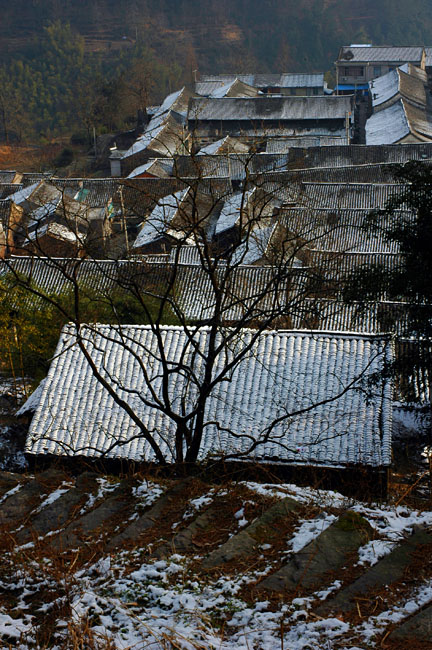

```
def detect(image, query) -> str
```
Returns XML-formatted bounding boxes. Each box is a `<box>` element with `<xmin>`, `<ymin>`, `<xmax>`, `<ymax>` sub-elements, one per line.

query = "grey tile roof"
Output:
<box><xmin>307</xmin><ymin>251</ymin><xmax>403</xmax><ymax>293</ymax></box>
<box><xmin>52</xmin><ymin>179</ymin><xmax>119</xmax><ymax>208</ymax></box>
<box><xmin>26</xmin><ymin>324</ymin><xmax>393</xmax><ymax>467</ymax></box>
<box><xmin>290</xmin><ymin>299</ymin><xmax>409</xmax><ymax>335</ymax></box>
<box><xmin>0</xmin><ymin>183</ymin><xmax>23</xmax><ymax>199</ymax></box>
<box><xmin>197</xmin><ymin>73</ymin><xmax>324</xmax><ymax>89</ymax></box>
<box><xmin>293</xmin><ymin>183</ymin><xmax>407</xmax><ymax>210</ymax></box>
<box><xmin>168</xmin><ymin>245</ymin><xmax>202</xmax><ymax>265</ymax></box>
<box><xmin>280</xmin><ymin>207</ymin><xmax>407</xmax><ymax>253</ymax></box>
<box><xmin>370</xmin><ymin>66</ymin><xmax>427</xmax><ymax>110</ymax></box>
<box><xmin>175</xmin><ymin>153</ymin><xmax>290</xmax><ymax>180</ymax></box>
<box><xmin>396</xmin><ymin>340</ymin><xmax>432</xmax><ymax>403</ymax></box>
<box><xmin>263</xmin><ymin>164</ymin><xmax>408</xmax><ymax>184</ymax></box>
<box><xmin>114</xmin><ymin>178</ymin><xmax>188</xmax><ymax>218</ymax></box>
<box><xmin>0</xmin><ymin>171</ymin><xmax>18</xmax><ymax>183</ymax></box>
<box><xmin>337</xmin><ymin>46</ymin><xmax>424</xmax><ymax>64</ymax></box>
<box><xmin>188</xmin><ymin>96</ymin><xmax>352</xmax><ymax>122</ymax></box>
<box><xmin>266</xmin><ymin>136</ymin><xmax>349</xmax><ymax>152</ymax></box>
<box><xmin>366</xmin><ymin>99</ymin><xmax>432</xmax><ymax>145</ymax></box>
<box><xmin>0</xmin><ymin>200</ymin><xmax>10</xmax><ymax>229</ymax></box>
<box><xmin>160</xmin><ymin>263</ymin><xmax>295</xmax><ymax>323</ymax></box>
<box><xmin>0</xmin><ymin>257</ymin><xmax>123</xmax><ymax>299</ymax></box>
<box><xmin>286</xmin><ymin>143</ymin><xmax>432</xmax><ymax>169</ymax></box>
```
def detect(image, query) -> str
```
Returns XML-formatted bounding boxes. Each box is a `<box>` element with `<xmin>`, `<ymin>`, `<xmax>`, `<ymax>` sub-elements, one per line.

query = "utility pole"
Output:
<box><xmin>119</xmin><ymin>185</ymin><xmax>130</xmax><ymax>257</ymax></box>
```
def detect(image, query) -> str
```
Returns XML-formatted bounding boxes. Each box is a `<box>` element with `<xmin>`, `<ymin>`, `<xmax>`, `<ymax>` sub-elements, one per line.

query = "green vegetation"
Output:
<box><xmin>0</xmin><ymin>275</ymin><xmax>179</xmax><ymax>382</ymax></box>
<box><xmin>0</xmin><ymin>22</ymin><xmax>184</xmax><ymax>143</ymax></box>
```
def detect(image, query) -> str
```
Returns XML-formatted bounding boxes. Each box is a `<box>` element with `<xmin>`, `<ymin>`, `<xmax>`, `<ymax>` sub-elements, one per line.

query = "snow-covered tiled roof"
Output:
<box><xmin>231</xmin><ymin>224</ymin><xmax>277</xmax><ymax>264</ymax></box>
<box><xmin>197</xmin><ymin>73</ymin><xmax>324</xmax><ymax>90</ymax></box>
<box><xmin>366</xmin><ymin>98</ymin><xmax>432</xmax><ymax>145</ymax></box>
<box><xmin>215</xmin><ymin>191</ymin><xmax>254</xmax><ymax>235</ymax></box>
<box><xmin>8</xmin><ymin>182</ymin><xmax>41</xmax><ymax>206</ymax></box>
<box><xmin>26</xmin><ymin>222</ymin><xmax>80</xmax><ymax>244</ymax></box>
<box><xmin>198</xmin><ymin>138</ymin><xmax>229</xmax><ymax>155</ymax></box>
<box><xmin>154</xmin><ymin>87</ymin><xmax>187</xmax><ymax>117</ymax></box>
<box><xmin>132</xmin><ymin>189</ymin><xmax>190</xmax><ymax>249</ymax></box>
<box><xmin>188</xmin><ymin>96</ymin><xmax>352</xmax><ymax>122</ymax></box>
<box><xmin>26</xmin><ymin>325</ymin><xmax>393</xmax><ymax>467</ymax></box>
<box><xmin>338</xmin><ymin>46</ymin><xmax>424</xmax><ymax>63</ymax></box>
<box><xmin>122</xmin><ymin>111</ymin><xmax>183</xmax><ymax>159</ymax></box>
<box><xmin>369</xmin><ymin>66</ymin><xmax>427</xmax><ymax>110</ymax></box>
<box><xmin>366</xmin><ymin>101</ymin><xmax>410</xmax><ymax>145</ymax></box>
<box><xmin>266</xmin><ymin>136</ymin><xmax>348</xmax><ymax>152</ymax></box>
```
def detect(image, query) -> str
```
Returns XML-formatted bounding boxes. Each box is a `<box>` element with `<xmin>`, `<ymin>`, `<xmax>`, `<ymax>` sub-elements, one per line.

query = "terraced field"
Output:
<box><xmin>1</xmin><ymin>469</ymin><xmax>432</xmax><ymax>648</ymax></box>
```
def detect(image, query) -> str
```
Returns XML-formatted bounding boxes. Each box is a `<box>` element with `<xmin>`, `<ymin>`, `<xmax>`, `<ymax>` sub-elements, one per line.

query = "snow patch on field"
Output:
<box><xmin>1</xmin><ymin>481</ymin><xmax>432</xmax><ymax>648</ymax></box>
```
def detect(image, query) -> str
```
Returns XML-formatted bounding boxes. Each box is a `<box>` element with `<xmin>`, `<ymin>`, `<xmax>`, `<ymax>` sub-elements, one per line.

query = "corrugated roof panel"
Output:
<box><xmin>26</xmin><ymin>325</ymin><xmax>393</xmax><ymax>467</ymax></box>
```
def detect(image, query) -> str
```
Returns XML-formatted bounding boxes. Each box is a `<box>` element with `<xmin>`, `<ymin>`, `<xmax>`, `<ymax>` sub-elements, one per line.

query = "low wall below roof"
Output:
<box><xmin>25</xmin><ymin>453</ymin><xmax>389</xmax><ymax>499</ymax></box>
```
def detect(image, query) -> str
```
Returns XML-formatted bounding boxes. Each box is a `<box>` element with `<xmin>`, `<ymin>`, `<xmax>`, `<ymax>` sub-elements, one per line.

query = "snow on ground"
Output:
<box><xmin>79</xmin><ymin>477</ymin><xmax>119</xmax><ymax>514</ymax></box>
<box><xmin>2</xmin><ymin>480</ymin><xmax>432</xmax><ymax>649</ymax></box>
<box><xmin>288</xmin><ymin>513</ymin><xmax>337</xmax><ymax>553</ymax></box>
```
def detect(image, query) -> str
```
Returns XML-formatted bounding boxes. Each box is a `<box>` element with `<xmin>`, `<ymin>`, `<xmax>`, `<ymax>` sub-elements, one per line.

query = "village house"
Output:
<box><xmin>25</xmin><ymin>324</ymin><xmax>392</xmax><ymax>487</ymax></box>
<box><xmin>187</xmin><ymin>95</ymin><xmax>353</xmax><ymax>148</ymax></box>
<box><xmin>110</xmin><ymin>88</ymin><xmax>193</xmax><ymax>178</ymax></box>
<box><xmin>335</xmin><ymin>45</ymin><xmax>426</xmax><ymax>94</ymax></box>
<box><xmin>131</xmin><ymin>184</ymin><xmax>224</xmax><ymax>255</ymax></box>
<box><xmin>366</xmin><ymin>64</ymin><xmax>432</xmax><ymax>144</ymax></box>
<box><xmin>196</xmin><ymin>73</ymin><xmax>327</xmax><ymax>96</ymax></box>
<box><xmin>0</xmin><ymin>199</ymin><xmax>24</xmax><ymax>257</ymax></box>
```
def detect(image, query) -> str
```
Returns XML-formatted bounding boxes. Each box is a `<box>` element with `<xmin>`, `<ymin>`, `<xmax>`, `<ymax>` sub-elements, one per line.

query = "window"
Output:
<box><xmin>343</xmin><ymin>66</ymin><xmax>364</xmax><ymax>78</ymax></box>
<box><xmin>373</xmin><ymin>65</ymin><xmax>381</xmax><ymax>77</ymax></box>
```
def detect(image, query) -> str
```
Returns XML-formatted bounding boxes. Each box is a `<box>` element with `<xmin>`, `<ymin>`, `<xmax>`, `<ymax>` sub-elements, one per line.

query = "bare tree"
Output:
<box><xmin>2</xmin><ymin>149</ymin><xmax>392</xmax><ymax>468</ymax></box>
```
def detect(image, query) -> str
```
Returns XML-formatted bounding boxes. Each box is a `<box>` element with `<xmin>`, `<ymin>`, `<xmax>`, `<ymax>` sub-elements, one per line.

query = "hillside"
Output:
<box><xmin>2</xmin><ymin>0</ymin><xmax>432</xmax><ymax>143</ymax></box>
<box><xmin>1</xmin><ymin>468</ymin><xmax>432</xmax><ymax>648</ymax></box>
<box><xmin>2</xmin><ymin>0</ymin><xmax>432</xmax><ymax>72</ymax></box>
